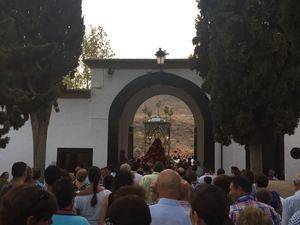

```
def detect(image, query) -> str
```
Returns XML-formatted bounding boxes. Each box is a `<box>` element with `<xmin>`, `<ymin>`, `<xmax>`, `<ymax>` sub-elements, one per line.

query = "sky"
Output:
<box><xmin>82</xmin><ymin>0</ymin><xmax>199</xmax><ymax>58</ymax></box>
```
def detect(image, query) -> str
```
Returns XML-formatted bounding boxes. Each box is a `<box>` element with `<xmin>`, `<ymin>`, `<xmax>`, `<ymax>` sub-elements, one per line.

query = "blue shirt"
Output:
<box><xmin>150</xmin><ymin>198</ymin><xmax>192</xmax><ymax>225</ymax></box>
<box><xmin>283</xmin><ymin>190</ymin><xmax>300</xmax><ymax>225</ymax></box>
<box><xmin>52</xmin><ymin>214</ymin><xmax>90</xmax><ymax>225</ymax></box>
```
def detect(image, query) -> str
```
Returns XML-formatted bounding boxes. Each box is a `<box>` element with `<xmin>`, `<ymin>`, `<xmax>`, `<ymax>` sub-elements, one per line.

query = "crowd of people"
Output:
<box><xmin>0</xmin><ymin>160</ymin><xmax>299</xmax><ymax>225</ymax></box>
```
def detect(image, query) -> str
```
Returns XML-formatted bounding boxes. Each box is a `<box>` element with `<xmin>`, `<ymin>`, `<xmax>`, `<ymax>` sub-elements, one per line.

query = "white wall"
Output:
<box><xmin>223</xmin><ymin>142</ymin><xmax>246</xmax><ymax>174</ymax></box>
<box><xmin>285</xmin><ymin>124</ymin><xmax>300</xmax><ymax>181</ymax></box>
<box><xmin>0</xmin><ymin>98</ymin><xmax>92</xmax><ymax>173</ymax></box>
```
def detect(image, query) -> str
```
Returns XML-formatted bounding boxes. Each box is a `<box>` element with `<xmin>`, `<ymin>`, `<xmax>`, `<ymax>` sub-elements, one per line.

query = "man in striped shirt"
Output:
<box><xmin>229</xmin><ymin>176</ymin><xmax>281</xmax><ymax>225</ymax></box>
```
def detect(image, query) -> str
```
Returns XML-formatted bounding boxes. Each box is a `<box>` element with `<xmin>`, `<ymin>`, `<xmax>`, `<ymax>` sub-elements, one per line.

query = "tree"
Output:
<box><xmin>193</xmin><ymin>0</ymin><xmax>300</xmax><ymax>173</ymax></box>
<box><xmin>64</xmin><ymin>26</ymin><xmax>114</xmax><ymax>89</ymax></box>
<box><xmin>0</xmin><ymin>0</ymin><xmax>84</xmax><ymax>171</ymax></box>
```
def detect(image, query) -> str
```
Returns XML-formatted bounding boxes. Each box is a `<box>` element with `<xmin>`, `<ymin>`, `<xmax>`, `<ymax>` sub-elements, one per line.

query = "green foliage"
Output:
<box><xmin>0</xmin><ymin>0</ymin><xmax>84</xmax><ymax>148</ymax></box>
<box><xmin>193</xmin><ymin>0</ymin><xmax>300</xmax><ymax>146</ymax></box>
<box><xmin>63</xmin><ymin>26</ymin><xmax>115</xmax><ymax>89</ymax></box>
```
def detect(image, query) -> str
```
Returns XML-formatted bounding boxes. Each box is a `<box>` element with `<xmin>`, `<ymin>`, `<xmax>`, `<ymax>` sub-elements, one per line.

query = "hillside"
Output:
<box><xmin>133</xmin><ymin>95</ymin><xmax>195</xmax><ymax>158</ymax></box>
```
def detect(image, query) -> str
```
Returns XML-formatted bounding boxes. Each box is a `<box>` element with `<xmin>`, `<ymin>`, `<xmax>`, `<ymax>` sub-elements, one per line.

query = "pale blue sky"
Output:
<box><xmin>82</xmin><ymin>0</ymin><xmax>198</xmax><ymax>58</ymax></box>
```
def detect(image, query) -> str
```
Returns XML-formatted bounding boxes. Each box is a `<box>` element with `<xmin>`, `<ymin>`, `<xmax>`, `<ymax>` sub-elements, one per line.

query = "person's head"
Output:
<box><xmin>0</xmin><ymin>185</ymin><xmax>57</xmax><ymax>225</ymax></box>
<box><xmin>240</xmin><ymin>170</ymin><xmax>254</xmax><ymax>184</ymax></box>
<box><xmin>230</xmin><ymin>176</ymin><xmax>252</xmax><ymax>199</ymax></box>
<box><xmin>88</xmin><ymin>166</ymin><xmax>101</xmax><ymax>207</ymax></box>
<box><xmin>113</xmin><ymin>170</ymin><xmax>134</xmax><ymax>192</ymax></box>
<box><xmin>131</xmin><ymin>161</ymin><xmax>140</xmax><ymax>172</ymax></box>
<box><xmin>157</xmin><ymin>169</ymin><xmax>181</xmax><ymax>200</ymax></box>
<box><xmin>52</xmin><ymin>178</ymin><xmax>75</xmax><ymax>210</ymax></box>
<box><xmin>76</xmin><ymin>168</ymin><xmax>87</xmax><ymax>182</ymax></box>
<box><xmin>293</xmin><ymin>173</ymin><xmax>300</xmax><ymax>191</ymax></box>
<box><xmin>0</xmin><ymin>172</ymin><xmax>9</xmax><ymax>180</ymax></box>
<box><xmin>255</xmin><ymin>173</ymin><xmax>269</xmax><ymax>188</ymax></box>
<box><xmin>32</xmin><ymin>169</ymin><xmax>42</xmax><ymax>181</ymax></box>
<box><xmin>114</xmin><ymin>185</ymin><xmax>146</xmax><ymax>200</ymax></box>
<box><xmin>119</xmin><ymin>163</ymin><xmax>131</xmax><ymax>172</ymax></box>
<box><xmin>24</xmin><ymin>166</ymin><xmax>34</xmax><ymax>184</ymax></box>
<box><xmin>142</xmin><ymin>164</ymin><xmax>151</xmax><ymax>174</ymax></box>
<box><xmin>214</xmin><ymin>175</ymin><xmax>232</xmax><ymax>194</ymax></box>
<box><xmin>11</xmin><ymin>161</ymin><xmax>27</xmax><ymax>181</ymax></box>
<box><xmin>108</xmin><ymin>195</ymin><xmax>151</xmax><ymax>225</ymax></box>
<box><xmin>74</xmin><ymin>166</ymin><xmax>81</xmax><ymax>175</ymax></box>
<box><xmin>217</xmin><ymin>168</ymin><xmax>225</xmax><ymax>176</ymax></box>
<box><xmin>177</xmin><ymin>167</ymin><xmax>185</xmax><ymax>177</ymax></box>
<box><xmin>180</xmin><ymin>180</ymin><xmax>192</xmax><ymax>202</ymax></box>
<box><xmin>204</xmin><ymin>176</ymin><xmax>212</xmax><ymax>184</ymax></box>
<box><xmin>191</xmin><ymin>184</ymin><xmax>233</xmax><ymax>225</ymax></box>
<box><xmin>103</xmin><ymin>174</ymin><xmax>114</xmax><ymax>191</ymax></box>
<box><xmin>231</xmin><ymin>167</ymin><xmax>240</xmax><ymax>176</ymax></box>
<box><xmin>256</xmin><ymin>189</ymin><xmax>272</xmax><ymax>205</ymax></box>
<box><xmin>268</xmin><ymin>169</ymin><xmax>276</xmax><ymax>178</ymax></box>
<box><xmin>184</xmin><ymin>168</ymin><xmax>197</xmax><ymax>184</ymax></box>
<box><xmin>153</xmin><ymin>161</ymin><xmax>165</xmax><ymax>173</ymax></box>
<box><xmin>44</xmin><ymin>165</ymin><xmax>62</xmax><ymax>191</ymax></box>
<box><xmin>236</xmin><ymin>206</ymin><xmax>273</xmax><ymax>225</ymax></box>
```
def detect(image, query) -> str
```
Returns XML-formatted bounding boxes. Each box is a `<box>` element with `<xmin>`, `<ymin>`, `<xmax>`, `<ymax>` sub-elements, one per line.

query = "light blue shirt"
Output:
<box><xmin>282</xmin><ymin>190</ymin><xmax>300</xmax><ymax>225</ymax></box>
<box><xmin>52</xmin><ymin>214</ymin><xmax>90</xmax><ymax>225</ymax></box>
<box><xmin>150</xmin><ymin>198</ymin><xmax>192</xmax><ymax>225</ymax></box>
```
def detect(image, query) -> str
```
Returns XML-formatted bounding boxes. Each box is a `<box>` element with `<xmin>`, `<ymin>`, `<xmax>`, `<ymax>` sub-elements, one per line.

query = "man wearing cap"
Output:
<box><xmin>282</xmin><ymin>173</ymin><xmax>300</xmax><ymax>225</ymax></box>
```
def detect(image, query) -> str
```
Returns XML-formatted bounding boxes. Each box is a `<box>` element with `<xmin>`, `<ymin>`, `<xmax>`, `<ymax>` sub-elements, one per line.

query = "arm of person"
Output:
<box><xmin>98</xmin><ymin>194</ymin><xmax>109</xmax><ymax>225</ymax></box>
<box><xmin>282</xmin><ymin>199</ymin><xmax>291</xmax><ymax>225</ymax></box>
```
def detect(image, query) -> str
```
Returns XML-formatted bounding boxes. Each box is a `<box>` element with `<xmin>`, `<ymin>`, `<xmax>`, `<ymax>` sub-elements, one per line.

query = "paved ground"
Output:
<box><xmin>268</xmin><ymin>180</ymin><xmax>295</xmax><ymax>198</ymax></box>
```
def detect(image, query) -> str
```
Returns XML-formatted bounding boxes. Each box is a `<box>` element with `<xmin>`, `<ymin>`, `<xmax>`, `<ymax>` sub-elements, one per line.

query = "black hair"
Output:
<box><xmin>241</xmin><ymin>170</ymin><xmax>254</xmax><ymax>184</ymax></box>
<box><xmin>11</xmin><ymin>162</ymin><xmax>27</xmax><ymax>178</ymax></box>
<box><xmin>255</xmin><ymin>173</ymin><xmax>269</xmax><ymax>188</ymax></box>
<box><xmin>143</xmin><ymin>164</ymin><xmax>151</xmax><ymax>173</ymax></box>
<box><xmin>153</xmin><ymin>161</ymin><xmax>164</xmax><ymax>173</ymax></box>
<box><xmin>217</xmin><ymin>168</ymin><xmax>225</xmax><ymax>176</ymax></box>
<box><xmin>44</xmin><ymin>165</ymin><xmax>62</xmax><ymax>186</ymax></box>
<box><xmin>214</xmin><ymin>175</ymin><xmax>232</xmax><ymax>194</ymax></box>
<box><xmin>52</xmin><ymin>178</ymin><xmax>75</xmax><ymax>209</ymax></box>
<box><xmin>103</xmin><ymin>175</ymin><xmax>114</xmax><ymax>191</ymax></box>
<box><xmin>131</xmin><ymin>161</ymin><xmax>140</xmax><ymax>172</ymax></box>
<box><xmin>32</xmin><ymin>168</ymin><xmax>42</xmax><ymax>180</ymax></box>
<box><xmin>204</xmin><ymin>176</ymin><xmax>212</xmax><ymax>184</ymax></box>
<box><xmin>113</xmin><ymin>170</ymin><xmax>134</xmax><ymax>192</ymax></box>
<box><xmin>256</xmin><ymin>189</ymin><xmax>272</xmax><ymax>205</ymax></box>
<box><xmin>191</xmin><ymin>184</ymin><xmax>233</xmax><ymax>225</ymax></box>
<box><xmin>88</xmin><ymin>166</ymin><xmax>101</xmax><ymax>207</ymax></box>
<box><xmin>231</xmin><ymin>176</ymin><xmax>252</xmax><ymax>194</ymax></box>
<box><xmin>108</xmin><ymin>195</ymin><xmax>151</xmax><ymax>225</ymax></box>
<box><xmin>0</xmin><ymin>172</ymin><xmax>9</xmax><ymax>178</ymax></box>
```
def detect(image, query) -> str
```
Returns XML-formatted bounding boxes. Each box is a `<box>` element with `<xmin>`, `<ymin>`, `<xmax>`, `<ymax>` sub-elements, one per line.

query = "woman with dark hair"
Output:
<box><xmin>0</xmin><ymin>185</ymin><xmax>57</xmax><ymax>225</ymax></box>
<box><xmin>190</xmin><ymin>184</ymin><xmax>234</xmax><ymax>225</ymax></box>
<box><xmin>0</xmin><ymin>172</ymin><xmax>9</xmax><ymax>191</ymax></box>
<box><xmin>74</xmin><ymin>166</ymin><xmax>111</xmax><ymax>225</ymax></box>
<box><xmin>108</xmin><ymin>195</ymin><xmax>151</xmax><ymax>225</ymax></box>
<box><xmin>99</xmin><ymin>170</ymin><xmax>134</xmax><ymax>225</ymax></box>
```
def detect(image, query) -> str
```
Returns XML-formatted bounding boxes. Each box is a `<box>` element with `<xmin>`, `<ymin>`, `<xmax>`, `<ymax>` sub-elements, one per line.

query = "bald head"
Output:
<box><xmin>157</xmin><ymin>169</ymin><xmax>182</xmax><ymax>200</ymax></box>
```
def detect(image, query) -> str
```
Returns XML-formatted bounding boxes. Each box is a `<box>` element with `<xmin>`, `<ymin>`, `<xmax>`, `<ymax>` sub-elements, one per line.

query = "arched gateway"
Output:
<box><xmin>85</xmin><ymin>59</ymin><xmax>216</xmax><ymax>169</ymax></box>
<box><xmin>2</xmin><ymin>58</ymin><xmax>298</xmax><ymax>179</ymax></box>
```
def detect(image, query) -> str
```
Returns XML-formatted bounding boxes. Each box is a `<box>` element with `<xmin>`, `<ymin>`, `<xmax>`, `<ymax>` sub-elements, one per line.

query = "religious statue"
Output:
<box><xmin>142</xmin><ymin>138</ymin><xmax>166</xmax><ymax>165</ymax></box>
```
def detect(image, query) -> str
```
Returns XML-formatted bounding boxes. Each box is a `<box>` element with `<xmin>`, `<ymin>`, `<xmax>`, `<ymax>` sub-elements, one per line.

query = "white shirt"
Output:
<box><xmin>197</xmin><ymin>173</ymin><xmax>216</xmax><ymax>184</ymax></box>
<box><xmin>74</xmin><ymin>189</ymin><xmax>111</xmax><ymax>225</ymax></box>
<box><xmin>282</xmin><ymin>190</ymin><xmax>300</xmax><ymax>225</ymax></box>
<box><xmin>133</xmin><ymin>171</ymin><xmax>143</xmax><ymax>185</ymax></box>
